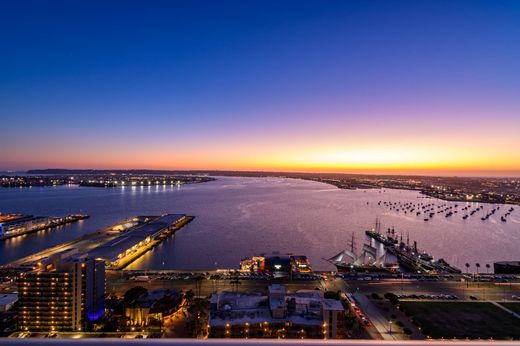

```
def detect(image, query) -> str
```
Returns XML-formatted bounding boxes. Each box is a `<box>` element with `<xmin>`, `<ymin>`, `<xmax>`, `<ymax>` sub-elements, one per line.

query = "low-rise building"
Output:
<box><xmin>208</xmin><ymin>284</ymin><xmax>344</xmax><ymax>339</ymax></box>
<box><xmin>125</xmin><ymin>289</ymin><xmax>180</xmax><ymax>328</ymax></box>
<box><xmin>0</xmin><ymin>293</ymin><xmax>18</xmax><ymax>312</ymax></box>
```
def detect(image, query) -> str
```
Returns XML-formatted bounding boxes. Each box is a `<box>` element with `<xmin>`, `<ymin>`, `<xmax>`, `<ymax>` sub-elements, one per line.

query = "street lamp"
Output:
<box><xmin>475</xmin><ymin>263</ymin><xmax>480</xmax><ymax>288</ymax></box>
<box><xmin>465</xmin><ymin>263</ymin><xmax>470</xmax><ymax>288</ymax></box>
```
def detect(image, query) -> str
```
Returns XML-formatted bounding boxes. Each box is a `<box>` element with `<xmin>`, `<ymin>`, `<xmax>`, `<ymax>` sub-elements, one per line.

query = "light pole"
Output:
<box><xmin>465</xmin><ymin>263</ymin><xmax>470</xmax><ymax>288</ymax></box>
<box><xmin>475</xmin><ymin>263</ymin><xmax>480</xmax><ymax>288</ymax></box>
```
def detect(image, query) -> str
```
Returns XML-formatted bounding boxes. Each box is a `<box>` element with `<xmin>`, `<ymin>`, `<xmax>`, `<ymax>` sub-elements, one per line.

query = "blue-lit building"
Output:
<box><xmin>18</xmin><ymin>256</ymin><xmax>105</xmax><ymax>332</ymax></box>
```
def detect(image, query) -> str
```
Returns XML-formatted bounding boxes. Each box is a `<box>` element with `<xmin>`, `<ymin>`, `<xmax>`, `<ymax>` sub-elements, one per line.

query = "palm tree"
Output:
<box><xmin>485</xmin><ymin>263</ymin><xmax>491</xmax><ymax>274</ymax></box>
<box><xmin>465</xmin><ymin>263</ymin><xmax>470</xmax><ymax>288</ymax></box>
<box><xmin>230</xmin><ymin>278</ymin><xmax>241</xmax><ymax>294</ymax></box>
<box><xmin>193</xmin><ymin>274</ymin><xmax>204</xmax><ymax>298</ymax></box>
<box><xmin>475</xmin><ymin>263</ymin><xmax>481</xmax><ymax>287</ymax></box>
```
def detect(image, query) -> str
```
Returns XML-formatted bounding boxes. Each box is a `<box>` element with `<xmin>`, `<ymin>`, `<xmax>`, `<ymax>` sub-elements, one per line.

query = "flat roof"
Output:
<box><xmin>0</xmin><ymin>293</ymin><xmax>18</xmax><ymax>306</ymax></box>
<box><xmin>322</xmin><ymin>299</ymin><xmax>344</xmax><ymax>311</ymax></box>
<box><xmin>268</xmin><ymin>284</ymin><xmax>285</xmax><ymax>294</ymax></box>
<box><xmin>88</xmin><ymin>214</ymin><xmax>186</xmax><ymax>262</ymax></box>
<box><xmin>0</xmin><ymin>339</ymin><xmax>511</xmax><ymax>345</ymax></box>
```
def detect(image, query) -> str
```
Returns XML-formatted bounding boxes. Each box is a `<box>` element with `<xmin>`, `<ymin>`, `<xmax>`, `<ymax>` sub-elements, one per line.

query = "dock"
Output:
<box><xmin>365</xmin><ymin>229</ymin><xmax>461</xmax><ymax>274</ymax></box>
<box><xmin>0</xmin><ymin>214</ymin><xmax>89</xmax><ymax>240</ymax></box>
<box><xmin>0</xmin><ymin>214</ymin><xmax>193</xmax><ymax>272</ymax></box>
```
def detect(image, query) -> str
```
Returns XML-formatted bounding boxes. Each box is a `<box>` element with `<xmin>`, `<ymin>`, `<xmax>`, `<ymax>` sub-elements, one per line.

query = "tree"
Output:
<box><xmin>324</xmin><ymin>291</ymin><xmax>340</xmax><ymax>300</ymax></box>
<box><xmin>485</xmin><ymin>263</ymin><xmax>491</xmax><ymax>274</ymax></box>
<box><xmin>475</xmin><ymin>263</ymin><xmax>481</xmax><ymax>287</ymax></box>
<box><xmin>123</xmin><ymin>286</ymin><xmax>148</xmax><ymax>305</ymax></box>
<box><xmin>193</xmin><ymin>274</ymin><xmax>204</xmax><ymax>298</ymax></box>
<box><xmin>185</xmin><ymin>289</ymin><xmax>195</xmax><ymax>302</ymax></box>
<box><xmin>465</xmin><ymin>263</ymin><xmax>470</xmax><ymax>288</ymax></box>
<box><xmin>384</xmin><ymin>292</ymin><xmax>399</xmax><ymax>305</ymax></box>
<box><xmin>230</xmin><ymin>278</ymin><xmax>241</xmax><ymax>294</ymax></box>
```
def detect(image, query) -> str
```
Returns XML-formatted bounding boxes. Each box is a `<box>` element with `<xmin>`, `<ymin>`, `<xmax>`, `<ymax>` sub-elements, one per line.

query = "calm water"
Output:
<box><xmin>0</xmin><ymin>177</ymin><xmax>519</xmax><ymax>271</ymax></box>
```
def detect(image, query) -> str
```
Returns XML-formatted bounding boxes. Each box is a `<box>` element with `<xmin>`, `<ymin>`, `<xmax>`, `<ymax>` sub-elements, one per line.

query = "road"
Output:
<box><xmin>349</xmin><ymin>278</ymin><xmax>520</xmax><ymax>302</ymax></box>
<box><xmin>107</xmin><ymin>276</ymin><xmax>324</xmax><ymax>297</ymax></box>
<box><xmin>352</xmin><ymin>293</ymin><xmax>399</xmax><ymax>341</ymax></box>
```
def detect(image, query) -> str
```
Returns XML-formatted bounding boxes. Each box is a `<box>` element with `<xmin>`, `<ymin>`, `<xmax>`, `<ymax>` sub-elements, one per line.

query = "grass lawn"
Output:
<box><xmin>399</xmin><ymin>302</ymin><xmax>520</xmax><ymax>340</ymax></box>
<box><xmin>501</xmin><ymin>303</ymin><xmax>520</xmax><ymax>315</ymax></box>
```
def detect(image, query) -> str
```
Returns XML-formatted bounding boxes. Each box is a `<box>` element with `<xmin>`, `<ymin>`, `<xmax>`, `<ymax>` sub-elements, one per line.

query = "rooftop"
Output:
<box><xmin>0</xmin><ymin>293</ymin><xmax>18</xmax><ymax>306</ymax></box>
<box><xmin>209</xmin><ymin>286</ymin><xmax>344</xmax><ymax>327</ymax></box>
<box><xmin>87</xmin><ymin>214</ymin><xmax>185</xmax><ymax>262</ymax></box>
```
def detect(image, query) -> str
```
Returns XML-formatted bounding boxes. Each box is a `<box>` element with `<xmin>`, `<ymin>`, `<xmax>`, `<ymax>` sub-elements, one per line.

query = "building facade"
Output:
<box><xmin>208</xmin><ymin>284</ymin><xmax>344</xmax><ymax>339</ymax></box>
<box><xmin>18</xmin><ymin>256</ymin><xmax>105</xmax><ymax>332</ymax></box>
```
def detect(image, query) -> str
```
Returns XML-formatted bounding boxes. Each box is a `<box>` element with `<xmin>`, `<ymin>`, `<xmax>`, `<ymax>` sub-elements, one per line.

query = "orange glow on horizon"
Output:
<box><xmin>5</xmin><ymin>147</ymin><xmax>519</xmax><ymax>177</ymax></box>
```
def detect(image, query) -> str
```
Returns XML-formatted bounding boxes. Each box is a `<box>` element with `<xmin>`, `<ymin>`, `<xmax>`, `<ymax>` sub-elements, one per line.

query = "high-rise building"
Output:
<box><xmin>18</xmin><ymin>256</ymin><xmax>105</xmax><ymax>332</ymax></box>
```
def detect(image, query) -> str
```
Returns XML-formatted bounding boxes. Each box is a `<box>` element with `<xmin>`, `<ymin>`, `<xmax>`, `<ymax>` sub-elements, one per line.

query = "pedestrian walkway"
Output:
<box><xmin>353</xmin><ymin>293</ymin><xmax>401</xmax><ymax>340</ymax></box>
<box><xmin>491</xmin><ymin>301</ymin><xmax>520</xmax><ymax>319</ymax></box>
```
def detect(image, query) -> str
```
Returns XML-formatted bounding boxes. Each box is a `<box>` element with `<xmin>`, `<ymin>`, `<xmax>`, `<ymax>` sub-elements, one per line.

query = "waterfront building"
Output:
<box><xmin>208</xmin><ymin>284</ymin><xmax>344</xmax><ymax>339</ymax></box>
<box><xmin>17</xmin><ymin>256</ymin><xmax>105</xmax><ymax>332</ymax></box>
<box><xmin>0</xmin><ymin>214</ymin><xmax>51</xmax><ymax>237</ymax></box>
<box><xmin>240</xmin><ymin>255</ymin><xmax>312</xmax><ymax>276</ymax></box>
<box><xmin>87</xmin><ymin>214</ymin><xmax>187</xmax><ymax>269</ymax></box>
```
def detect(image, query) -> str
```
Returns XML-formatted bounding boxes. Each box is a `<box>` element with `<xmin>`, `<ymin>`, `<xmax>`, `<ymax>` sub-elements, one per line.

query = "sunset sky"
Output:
<box><xmin>1</xmin><ymin>0</ymin><xmax>520</xmax><ymax>176</ymax></box>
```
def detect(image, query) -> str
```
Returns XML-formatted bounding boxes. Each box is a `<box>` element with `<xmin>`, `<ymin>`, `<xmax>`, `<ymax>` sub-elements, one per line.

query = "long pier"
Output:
<box><xmin>0</xmin><ymin>214</ymin><xmax>89</xmax><ymax>240</ymax></box>
<box><xmin>365</xmin><ymin>229</ymin><xmax>461</xmax><ymax>274</ymax></box>
<box><xmin>0</xmin><ymin>214</ymin><xmax>193</xmax><ymax>272</ymax></box>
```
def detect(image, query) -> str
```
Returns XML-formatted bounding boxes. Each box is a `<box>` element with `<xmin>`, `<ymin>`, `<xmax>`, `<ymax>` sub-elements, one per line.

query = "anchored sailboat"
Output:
<box><xmin>326</xmin><ymin>221</ymin><xmax>398</xmax><ymax>273</ymax></box>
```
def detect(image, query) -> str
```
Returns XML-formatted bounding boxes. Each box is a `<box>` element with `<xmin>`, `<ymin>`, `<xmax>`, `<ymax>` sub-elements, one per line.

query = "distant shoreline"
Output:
<box><xmin>3</xmin><ymin>169</ymin><xmax>519</xmax><ymax>205</ymax></box>
<box><xmin>23</xmin><ymin>168</ymin><xmax>520</xmax><ymax>179</ymax></box>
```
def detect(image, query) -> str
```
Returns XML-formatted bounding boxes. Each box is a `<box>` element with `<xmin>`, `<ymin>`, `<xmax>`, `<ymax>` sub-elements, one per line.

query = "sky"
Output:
<box><xmin>1</xmin><ymin>0</ymin><xmax>520</xmax><ymax>176</ymax></box>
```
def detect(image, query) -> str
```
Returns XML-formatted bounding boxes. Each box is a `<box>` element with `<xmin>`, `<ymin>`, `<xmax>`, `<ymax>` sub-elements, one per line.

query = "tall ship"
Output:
<box><xmin>327</xmin><ymin>221</ymin><xmax>399</xmax><ymax>273</ymax></box>
<box><xmin>365</xmin><ymin>224</ymin><xmax>461</xmax><ymax>274</ymax></box>
<box><xmin>494</xmin><ymin>261</ymin><xmax>520</xmax><ymax>274</ymax></box>
<box><xmin>328</xmin><ymin>219</ymin><xmax>461</xmax><ymax>274</ymax></box>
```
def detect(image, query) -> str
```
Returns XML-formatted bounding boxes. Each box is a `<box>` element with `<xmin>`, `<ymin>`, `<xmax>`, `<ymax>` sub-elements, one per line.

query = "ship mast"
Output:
<box><xmin>375</xmin><ymin>217</ymin><xmax>381</xmax><ymax>233</ymax></box>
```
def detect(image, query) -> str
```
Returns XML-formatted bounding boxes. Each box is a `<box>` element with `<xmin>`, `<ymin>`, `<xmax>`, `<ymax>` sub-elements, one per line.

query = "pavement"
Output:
<box><xmin>349</xmin><ymin>278</ymin><xmax>520</xmax><ymax>302</ymax></box>
<box><xmin>491</xmin><ymin>301</ymin><xmax>520</xmax><ymax>319</ymax></box>
<box><xmin>352</xmin><ymin>293</ymin><xmax>400</xmax><ymax>341</ymax></box>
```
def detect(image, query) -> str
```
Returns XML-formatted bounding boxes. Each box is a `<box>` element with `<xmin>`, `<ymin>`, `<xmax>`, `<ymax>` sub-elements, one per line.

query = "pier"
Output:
<box><xmin>365</xmin><ymin>229</ymin><xmax>461</xmax><ymax>274</ymax></box>
<box><xmin>0</xmin><ymin>214</ymin><xmax>89</xmax><ymax>240</ymax></box>
<box><xmin>0</xmin><ymin>214</ymin><xmax>193</xmax><ymax>271</ymax></box>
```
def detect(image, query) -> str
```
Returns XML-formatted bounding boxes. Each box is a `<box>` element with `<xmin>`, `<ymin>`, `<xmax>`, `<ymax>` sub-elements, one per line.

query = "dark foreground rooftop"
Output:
<box><xmin>1</xmin><ymin>340</ymin><xmax>517</xmax><ymax>346</ymax></box>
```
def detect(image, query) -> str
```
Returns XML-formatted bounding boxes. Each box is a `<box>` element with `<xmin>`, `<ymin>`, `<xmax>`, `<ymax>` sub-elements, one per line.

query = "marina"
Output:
<box><xmin>377</xmin><ymin>200</ymin><xmax>515</xmax><ymax>222</ymax></box>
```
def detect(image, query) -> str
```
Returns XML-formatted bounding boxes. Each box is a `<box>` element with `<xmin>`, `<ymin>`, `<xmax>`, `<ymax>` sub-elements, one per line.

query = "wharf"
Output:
<box><xmin>0</xmin><ymin>214</ymin><xmax>89</xmax><ymax>240</ymax></box>
<box><xmin>0</xmin><ymin>214</ymin><xmax>192</xmax><ymax>272</ymax></box>
<box><xmin>365</xmin><ymin>230</ymin><xmax>461</xmax><ymax>274</ymax></box>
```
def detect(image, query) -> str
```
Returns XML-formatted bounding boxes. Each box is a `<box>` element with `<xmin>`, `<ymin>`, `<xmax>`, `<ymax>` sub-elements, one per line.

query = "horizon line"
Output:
<box><xmin>4</xmin><ymin>168</ymin><xmax>520</xmax><ymax>179</ymax></box>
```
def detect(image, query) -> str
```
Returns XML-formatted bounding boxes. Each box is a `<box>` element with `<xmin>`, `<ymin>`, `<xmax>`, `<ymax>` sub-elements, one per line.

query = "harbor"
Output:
<box><xmin>1</xmin><ymin>177</ymin><xmax>519</xmax><ymax>272</ymax></box>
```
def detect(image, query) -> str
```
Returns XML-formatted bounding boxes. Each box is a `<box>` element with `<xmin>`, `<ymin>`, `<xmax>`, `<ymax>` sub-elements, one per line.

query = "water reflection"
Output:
<box><xmin>0</xmin><ymin>177</ymin><xmax>518</xmax><ymax>271</ymax></box>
